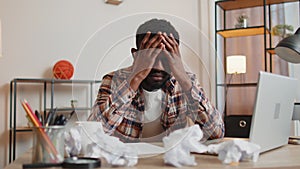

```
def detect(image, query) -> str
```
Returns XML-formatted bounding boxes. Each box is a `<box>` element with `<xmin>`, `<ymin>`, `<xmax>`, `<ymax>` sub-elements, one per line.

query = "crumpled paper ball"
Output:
<box><xmin>207</xmin><ymin>139</ymin><xmax>261</xmax><ymax>165</ymax></box>
<box><xmin>64</xmin><ymin>121</ymin><xmax>138</xmax><ymax>167</ymax></box>
<box><xmin>64</xmin><ymin>126</ymin><xmax>82</xmax><ymax>156</ymax></box>
<box><xmin>163</xmin><ymin>125</ymin><xmax>208</xmax><ymax>167</ymax></box>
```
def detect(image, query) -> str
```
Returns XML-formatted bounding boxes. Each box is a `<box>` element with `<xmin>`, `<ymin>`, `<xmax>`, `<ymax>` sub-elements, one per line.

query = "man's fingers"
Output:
<box><xmin>145</xmin><ymin>32</ymin><xmax>162</xmax><ymax>49</ymax></box>
<box><xmin>162</xmin><ymin>37</ymin><xmax>174</xmax><ymax>53</ymax></box>
<box><xmin>162</xmin><ymin>32</ymin><xmax>179</xmax><ymax>53</ymax></box>
<box><xmin>169</xmin><ymin>33</ymin><xmax>180</xmax><ymax>54</ymax></box>
<box><xmin>140</xmin><ymin>32</ymin><xmax>151</xmax><ymax>49</ymax></box>
<box><xmin>134</xmin><ymin>47</ymin><xmax>161</xmax><ymax>63</ymax></box>
<box><xmin>169</xmin><ymin>33</ymin><xmax>179</xmax><ymax>46</ymax></box>
<box><xmin>150</xmin><ymin>36</ymin><xmax>163</xmax><ymax>49</ymax></box>
<box><xmin>151</xmin><ymin>43</ymin><xmax>164</xmax><ymax>57</ymax></box>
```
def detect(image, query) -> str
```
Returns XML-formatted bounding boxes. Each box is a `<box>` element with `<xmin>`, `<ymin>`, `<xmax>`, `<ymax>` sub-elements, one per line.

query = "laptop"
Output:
<box><xmin>206</xmin><ymin>71</ymin><xmax>297</xmax><ymax>153</ymax></box>
<box><xmin>248</xmin><ymin>71</ymin><xmax>297</xmax><ymax>153</ymax></box>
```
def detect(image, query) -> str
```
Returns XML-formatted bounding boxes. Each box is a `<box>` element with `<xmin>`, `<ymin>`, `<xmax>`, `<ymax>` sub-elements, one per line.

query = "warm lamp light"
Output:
<box><xmin>275</xmin><ymin>27</ymin><xmax>300</xmax><ymax>63</ymax></box>
<box><xmin>226</xmin><ymin>55</ymin><xmax>247</xmax><ymax>74</ymax></box>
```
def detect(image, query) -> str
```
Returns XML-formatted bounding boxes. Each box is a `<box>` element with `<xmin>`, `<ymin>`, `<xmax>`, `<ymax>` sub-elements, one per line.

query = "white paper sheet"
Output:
<box><xmin>125</xmin><ymin>142</ymin><xmax>165</xmax><ymax>157</ymax></box>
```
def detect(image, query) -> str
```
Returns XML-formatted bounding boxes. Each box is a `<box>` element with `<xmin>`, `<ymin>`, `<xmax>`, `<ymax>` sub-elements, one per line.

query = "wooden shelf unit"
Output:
<box><xmin>216</xmin><ymin>0</ymin><xmax>298</xmax><ymax>10</ymax></box>
<box><xmin>215</xmin><ymin>0</ymin><xmax>299</xmax><ymax>138</ymax></box>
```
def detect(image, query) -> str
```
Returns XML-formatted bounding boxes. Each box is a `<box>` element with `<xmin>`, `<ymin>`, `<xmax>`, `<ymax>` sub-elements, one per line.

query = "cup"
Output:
<box><xmin>32</xmin><ymin>126</ymin><xmax>65</xmax><ymax>164</ymax></box>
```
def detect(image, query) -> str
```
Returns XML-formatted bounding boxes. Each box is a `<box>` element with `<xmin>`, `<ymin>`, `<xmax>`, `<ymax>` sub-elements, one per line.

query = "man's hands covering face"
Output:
<box><xmin>128</xmin><ymin>31</ymin><xmax>192</xmax><ymax>92</ymax></box>
<box><xmin>129</xmin><ymin>32</ymin><xmax>164</xmax><ymax>91</ymax></box>
<box><xmin>161</xmin><ymin>33</ymin><xmax>192</xmax><ymax>91</ymax></box>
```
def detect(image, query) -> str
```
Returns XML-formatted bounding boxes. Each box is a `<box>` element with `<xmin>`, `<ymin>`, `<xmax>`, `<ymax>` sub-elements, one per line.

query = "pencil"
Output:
<box><xmin>21</xmin><ymin>99</ymin><xmax>62</xmax><ymax>162</ymax></box>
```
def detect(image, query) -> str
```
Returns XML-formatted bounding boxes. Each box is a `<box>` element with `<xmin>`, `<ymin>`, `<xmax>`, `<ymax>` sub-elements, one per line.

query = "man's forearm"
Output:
<box><xmin>182</xmin><ymin>78</ymin><xmax>224</xmax><ymax>139</ymax></box>
<box><xmin>175</xmin><ymin>72</ymin><xmax>193</xmax><ymax>92</ymax></box>
<box><xmin>127</xmin><ymin>73</ymin><xmax>144</xmax><ymax>91</ymax></box>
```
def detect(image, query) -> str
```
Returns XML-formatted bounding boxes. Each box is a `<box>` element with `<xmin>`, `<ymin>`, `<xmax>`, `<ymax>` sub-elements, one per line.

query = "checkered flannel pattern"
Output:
<box><xmin>88</xmin><ymin>66</ymin><xmax>224</xmax><ymax>142</ymax></box>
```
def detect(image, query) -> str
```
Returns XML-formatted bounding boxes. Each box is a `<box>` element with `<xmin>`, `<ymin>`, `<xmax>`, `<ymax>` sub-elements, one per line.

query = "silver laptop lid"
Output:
<box><xmin>249</xmin><ymin>71</ymin><xmax>297</xmax><ymax>153</ymax></box>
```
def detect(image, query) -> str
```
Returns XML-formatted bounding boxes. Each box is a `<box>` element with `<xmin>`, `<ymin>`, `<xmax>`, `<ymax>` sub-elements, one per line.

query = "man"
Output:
<box><xmin>88</xmin><ymin>18</ymin><xmax>224</xmax><ymax>142</ymax></box>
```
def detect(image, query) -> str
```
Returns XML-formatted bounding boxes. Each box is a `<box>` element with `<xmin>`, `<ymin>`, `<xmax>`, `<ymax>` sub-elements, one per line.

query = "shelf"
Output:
<box><xmin>46</xmin><ymin>107</ymin><xmax>91</xmax><ymax>111</ymax></box>
<box><xmin>11</xmin><ymin>127</ymin><xmax>32</xmax><ymax>132</ymax></box>
<box><xmin>215</xmin><ymin>0</ymin><xmax>299</xmax><ymax>139</ymax></box>
<box><xmin>217</xmin><ymin>26</ymin><xmax>269</xmax><ymax>38</ymax></box>
<box><xmin>9</xmin><ymin>78</ymin><xmax>101</xmax><ymax>163</ymax></box>
<box><xmin>11</xmin><ymin>78</ymin><xmax>101</xmax><ymax>84</ymax></box>
<box><xmin>216</xmin><ymin>0</ymin><xmax>298</xmax><ymax>10</ymax></box>
<box><xmin>267</xmin><ymin>48</ymin><xmax>276</xmax><ymax>54</ymax></box>
<box><xmin>217</xmin><ymin>83</ymin><xmax>257</xmax><ymax>87</ymax></box>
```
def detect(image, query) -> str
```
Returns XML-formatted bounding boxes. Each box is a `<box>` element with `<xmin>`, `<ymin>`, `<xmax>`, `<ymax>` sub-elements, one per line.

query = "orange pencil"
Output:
<box><xmin>21</xmin><ymin>101</ymin><xmax>42</xmax><ymax>127</ymax></box>
<box><xmin>24</xmin><ymin>100</ymin><xmax>42</xmax><ymax>125</ymax></box>
<box><xmin>21</xmin><ymin>99</ymin><xmax>62</xmax><ymax>162</ymax></box>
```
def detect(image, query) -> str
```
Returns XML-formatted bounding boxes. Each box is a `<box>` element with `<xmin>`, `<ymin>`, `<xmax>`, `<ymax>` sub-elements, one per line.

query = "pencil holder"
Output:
<box><xmin>32</xmin><ymin>125</ymin><xmax>65</xmax><ymax>164</ymax></box>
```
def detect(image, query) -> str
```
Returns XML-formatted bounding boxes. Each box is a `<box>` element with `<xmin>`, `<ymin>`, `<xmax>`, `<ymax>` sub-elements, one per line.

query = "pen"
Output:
<box><xmin>35</xmin><ymin>110</ymin><xmax>43</xmax><ymax>125</ymax></box>
<box><xmin>53</xmin><ymin>114</ymin><xmax>67</xmax><ymax>125</ymax></box>
<box><xmin>67</xmin><ymin>110</ymin><xmax>75</xmax><ymax>121</ymax></box>
<box><xmin>45</xmin><ymin>108</ymin><xmax>57</xmax><ymax>127</ymax></box>
<box><xmin>45</xmin><ymin>111</ymin><xmax>53</xmax><ymax>127</ymax></box>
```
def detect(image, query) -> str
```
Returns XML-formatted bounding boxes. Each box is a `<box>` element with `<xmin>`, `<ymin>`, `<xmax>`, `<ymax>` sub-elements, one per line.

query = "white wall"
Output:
<box><xmin>0</xmin><ymin>0</ymin><xmax>217</xmax><ymax>168</ymax></box>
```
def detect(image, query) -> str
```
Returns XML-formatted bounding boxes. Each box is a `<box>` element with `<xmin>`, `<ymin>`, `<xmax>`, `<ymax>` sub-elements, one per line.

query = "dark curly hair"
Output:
<box><xmin>136</xmin><ymin>18</ymin><xmax>180</xmax><ymax>49</ymax></box>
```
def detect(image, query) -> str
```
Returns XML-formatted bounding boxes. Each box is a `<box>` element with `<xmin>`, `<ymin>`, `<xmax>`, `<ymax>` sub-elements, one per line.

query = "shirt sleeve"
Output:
<box><xmin>183</xmin><ymin>74</ymin><xmax>225</xmax><ymax>140</ymax></box>
<box><xmin>87</xmin><ymin>74</ymin><xmax>136</xmax><ymax>134</ymax></box>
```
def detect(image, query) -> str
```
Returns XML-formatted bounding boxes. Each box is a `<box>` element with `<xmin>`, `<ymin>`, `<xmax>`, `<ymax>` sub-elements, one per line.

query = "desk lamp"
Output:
<box><xmin>226</xmin><ymin>55</ymin><xmax>247</xmax><ymax>74</ymax></box>
<box><xmin>275</xmin><ymin>27</ymin><xmax>300</xmax><ymax>63</ymax></box>
<box><xmin>225</xmin><ymin>55</ymin><xmax>247</xmax><ymax>98</ymax></box>
<box><xmin>225</xmin><ymin>55</ymin><xmax>246</xmax><ymax>102</ymax></box>
<box><xmin>224</xmin><ymin>55</ymin><xmax>247</xmax><ymax>136</ymax></box>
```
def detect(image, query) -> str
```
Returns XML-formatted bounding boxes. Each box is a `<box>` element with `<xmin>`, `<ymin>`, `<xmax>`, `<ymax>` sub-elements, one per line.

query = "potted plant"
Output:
<box><xmin>272</xmin><ymin>24</ymin><xmax>294</xmax><ymax>38</ymax></box>
<box><xmin>235</xmin><ymin>14</ymin><xmax>248</xmax><ymax>28</ymax></box>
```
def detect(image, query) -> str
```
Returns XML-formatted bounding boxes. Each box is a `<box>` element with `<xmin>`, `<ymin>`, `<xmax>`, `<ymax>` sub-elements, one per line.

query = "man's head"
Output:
<box><xmin>134</xmin><ymin>19</ymin><xmax>180</xmax><ymax>91</ymax></box>
<box><xmin>136</xmin><ymin>18</ymin><xmax>180</xmax><ymax>50</ymax></box>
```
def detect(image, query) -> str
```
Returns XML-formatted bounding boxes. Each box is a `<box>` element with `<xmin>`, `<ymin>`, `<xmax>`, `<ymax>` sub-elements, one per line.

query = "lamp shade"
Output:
<box><xmin>226</xmin><ymin>55</ymin><xmax>246</xmax><ymax>74</ymax></box>
<box><xmin>275</xmin><ymin>27</ymin><xmax>300</xmax><ymax>63</ymax></box>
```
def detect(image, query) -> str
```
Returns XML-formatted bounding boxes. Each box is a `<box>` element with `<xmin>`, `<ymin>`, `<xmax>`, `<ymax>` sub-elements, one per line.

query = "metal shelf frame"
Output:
<box><xmin>215</xmin><ymin>0</ymin><xmax>299</xmax><ymax>109</ymax></box>
<box><xmin>9</xmin><ymin>78</ymin><xmax>101</xmax><ymax>163</ymax></box>
<box><xmin>214</xmin><ymin>0</ymin><xmax>299</xmax><ymax>137</ymax></box>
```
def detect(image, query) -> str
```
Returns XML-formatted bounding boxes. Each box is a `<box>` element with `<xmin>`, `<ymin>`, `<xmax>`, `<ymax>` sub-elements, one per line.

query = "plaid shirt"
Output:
<box><xmin>88</xmin><ymin>66</ymin><xmax>224</xmax><ymax>142</ymax></box>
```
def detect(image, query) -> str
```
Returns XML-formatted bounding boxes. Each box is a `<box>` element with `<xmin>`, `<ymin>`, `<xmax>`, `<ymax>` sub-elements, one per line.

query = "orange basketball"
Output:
<box><xmin>53</xmin><ymin>60</ymin><xmax>74</xmax><ymax>79</ymax></box>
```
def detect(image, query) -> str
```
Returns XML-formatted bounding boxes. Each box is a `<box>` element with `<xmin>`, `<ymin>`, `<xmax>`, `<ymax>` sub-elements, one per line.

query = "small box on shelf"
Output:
<box><xmin>105</xmin><ymin>0</ymin><xmax>122</xmax><ymax>5</ymax></box>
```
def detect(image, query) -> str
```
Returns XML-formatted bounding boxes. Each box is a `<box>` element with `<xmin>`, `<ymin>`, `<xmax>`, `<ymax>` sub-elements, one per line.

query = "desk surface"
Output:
<box><xmin>4</xmin><ymin>144</ymin><xmax>300</xmax><ymax>169</ymax></box>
